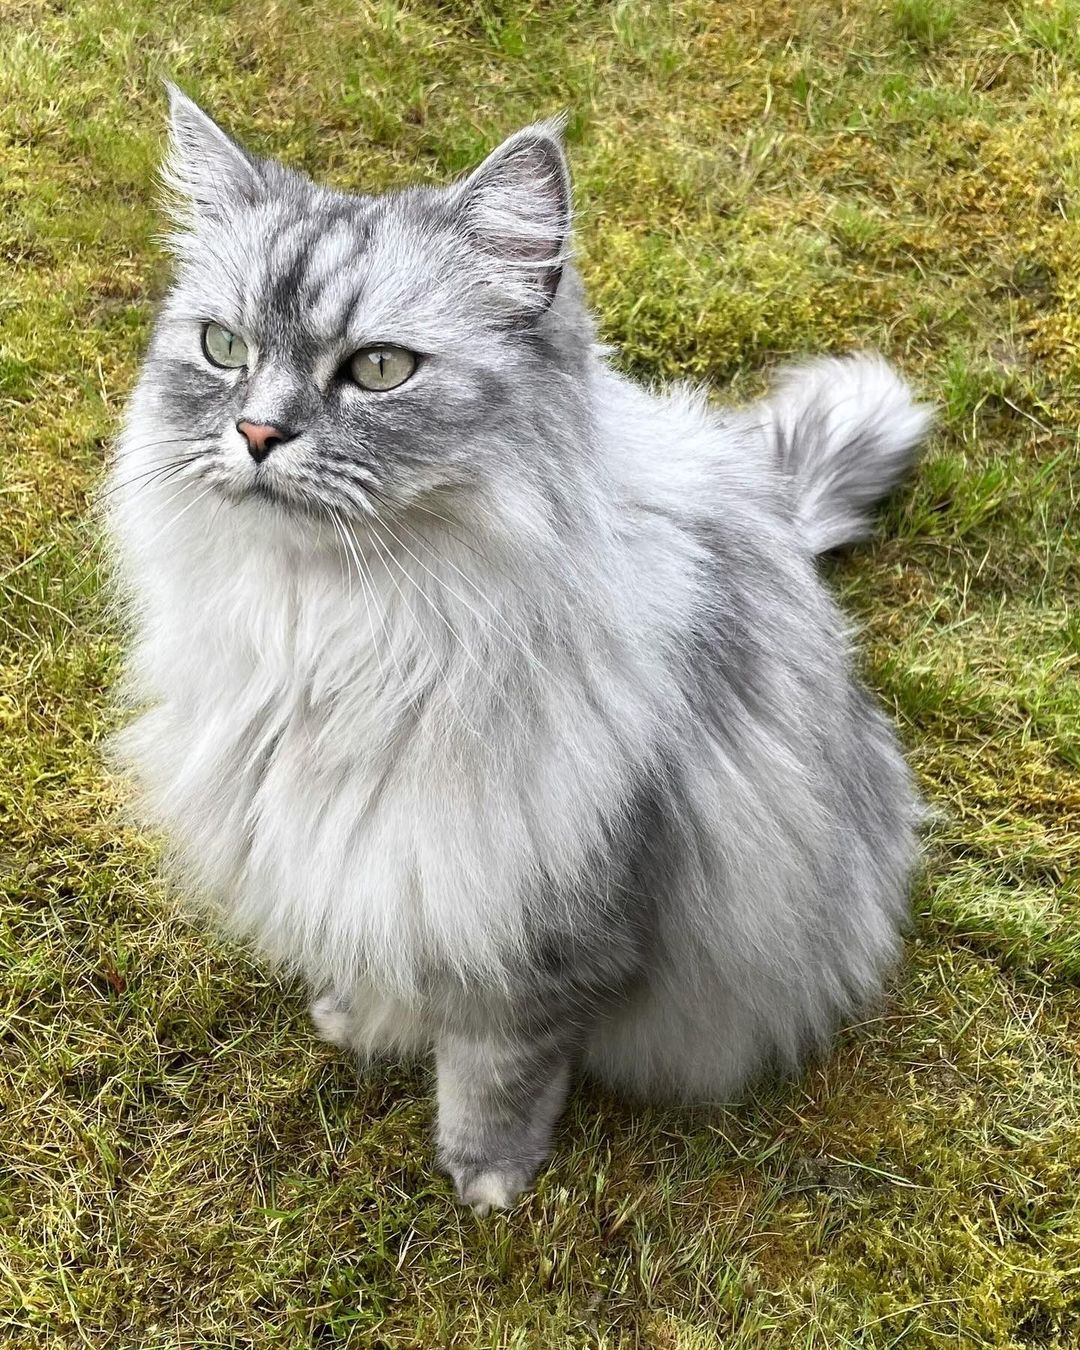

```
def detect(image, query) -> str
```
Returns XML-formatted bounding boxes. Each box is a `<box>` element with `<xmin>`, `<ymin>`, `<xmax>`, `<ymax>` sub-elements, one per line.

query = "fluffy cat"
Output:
<box><xmin>107</xmin><ymin>88</ymin><xmax>932</xmax><ymax>1213</ymax></box>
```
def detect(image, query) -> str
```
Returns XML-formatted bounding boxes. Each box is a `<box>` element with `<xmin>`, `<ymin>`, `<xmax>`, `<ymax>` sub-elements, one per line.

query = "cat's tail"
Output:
<box><xmin>759</xmin><ymin>353</ymin><xmax>932</xmax><ymax>555</ymax></box>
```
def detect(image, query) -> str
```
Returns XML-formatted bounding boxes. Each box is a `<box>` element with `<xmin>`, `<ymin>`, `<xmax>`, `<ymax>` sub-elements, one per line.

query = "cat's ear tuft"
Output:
<box><xmin>162</xmin><ymin>83</ymin><xmax>263</xmax><ymax>225</ymax></box>
<box><xmin>454</xmin><ymin>119</ymin><xmax>572</xmax><ymax>317</ymax></box>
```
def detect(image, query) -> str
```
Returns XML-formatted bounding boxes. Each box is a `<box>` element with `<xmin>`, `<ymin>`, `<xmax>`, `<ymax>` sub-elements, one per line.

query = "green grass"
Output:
<box><xmin>2</xmin><ymin>0</ymin><xmax>1079</xmax><ymax>1344</ymax></box>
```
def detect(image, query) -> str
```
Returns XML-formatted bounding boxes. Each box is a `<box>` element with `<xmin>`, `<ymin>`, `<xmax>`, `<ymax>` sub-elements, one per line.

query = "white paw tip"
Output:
<box><xmin>461</xmin><ymin>1170</ymin><xmax>526</xmax><ymax>1215</ymax></box>
<box><xmin>309</xmin><ymin>995</ymin><xmax>352</xmax><ymax>1048</ymax></box>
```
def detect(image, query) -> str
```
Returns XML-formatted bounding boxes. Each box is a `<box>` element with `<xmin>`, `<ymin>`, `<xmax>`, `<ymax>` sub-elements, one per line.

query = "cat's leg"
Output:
<box><xmin>435</xmin><ymin>1027</ymin><xmax>575</xmax><ymax>1214</ymax></box>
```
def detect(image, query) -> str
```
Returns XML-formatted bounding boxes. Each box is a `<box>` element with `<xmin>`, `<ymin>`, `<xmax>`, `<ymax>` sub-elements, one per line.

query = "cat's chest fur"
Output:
<box><xmin>123</xmin><ymin>516</ymin><xmax>633</xmax><ymax>996</ymax></box>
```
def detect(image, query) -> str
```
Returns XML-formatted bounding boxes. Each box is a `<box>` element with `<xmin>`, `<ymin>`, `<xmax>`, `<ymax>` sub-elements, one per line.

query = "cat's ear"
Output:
<box><xmin>453</xmin><ymin>119</ymin><xmax>572</xmax><ymax>317</ymax></box>
<box><xmin>162</xmin><ymin>83</ymin><xmax>263</xmax><ymax>224</ymax></box>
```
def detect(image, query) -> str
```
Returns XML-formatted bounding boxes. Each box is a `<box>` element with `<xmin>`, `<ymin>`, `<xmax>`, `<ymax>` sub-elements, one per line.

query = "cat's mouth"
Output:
<box><xmin>208</xmin><ymin>464</ymin><xmax>375</xmax><ymax>526</ymax></box>
<box><xmin>238</xmin><ymin>474</ymin><xmax>334</xmax><ymax>523</ymax></box>
<box><xmin>211</xmin><ymin>472</ymin><xmax>309</xmax><ymax>514</ymax></box>
<box><xmin>249</xmin><ymin>478</ymin><xmax>286</xmax><ymax>504</ymax></box>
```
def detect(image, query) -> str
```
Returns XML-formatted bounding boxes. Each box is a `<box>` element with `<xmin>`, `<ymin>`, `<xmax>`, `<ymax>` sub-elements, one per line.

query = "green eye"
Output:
<box><xmin>349</xmin><ymin>345</ymin><xmax>417</xmax><ymax>392</ymax></box>
<box><xmin>202</xmin><ymin>322</ymin><xmax>249</xmax><ymax>369</ymax></box>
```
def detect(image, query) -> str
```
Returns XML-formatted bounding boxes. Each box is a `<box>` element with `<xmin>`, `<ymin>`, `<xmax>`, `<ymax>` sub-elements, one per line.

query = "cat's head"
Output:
<box><xmin>134</xmin><ymin>86</ymin><xmax>592</xmax><ymax>528</ymax></box>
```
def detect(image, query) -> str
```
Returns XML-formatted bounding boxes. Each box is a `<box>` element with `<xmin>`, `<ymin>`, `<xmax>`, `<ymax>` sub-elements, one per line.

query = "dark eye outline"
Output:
<box><xmin>346</xmin><ymin>345</ymin><xmax>419</xmax><ymax>392</ymax></box>
<box><xmin>201</xmin><ymin>321</ymin><xmax>249</xmax><ymax>369</ymax></box>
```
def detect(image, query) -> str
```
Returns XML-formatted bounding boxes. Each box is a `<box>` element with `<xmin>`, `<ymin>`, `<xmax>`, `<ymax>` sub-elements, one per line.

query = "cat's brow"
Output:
<box><xmin>276</xmin><ymin>216</ymin><xmax>374</xmax><ymax>346</ymax></box>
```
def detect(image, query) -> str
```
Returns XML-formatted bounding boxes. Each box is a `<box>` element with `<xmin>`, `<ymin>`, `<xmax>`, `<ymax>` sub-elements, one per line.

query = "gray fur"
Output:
<box><xmin>106</xmin><ymin>89</ymin><xmax>934</xmax><ymax>1210</ymax></box>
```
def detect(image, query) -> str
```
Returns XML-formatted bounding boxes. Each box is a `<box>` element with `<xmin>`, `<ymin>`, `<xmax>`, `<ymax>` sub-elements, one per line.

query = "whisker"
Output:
<box><xmin>364</xmin><ymin>518</ymin><xmax>477</xmax><ymax>735</ymax></box>
<box><xmin>112</xmin><ymin>431</ymin><xmax>216</xmax><ymax>454</ymax></box>
<box><xmin>153</xmin><ymin>482</ymin><xmax>216</xmax><ymax>538</ymax></box>
<box><xmin>381</xmin><ymin>512</ymin><xmax>524</xmax><ymax>641</ymax></box>
<box><xmin>368</xmin><ymin>517</ymin><xmax>527</xmax><ymax>741</ymax></box>
<box><xmin>67</xmin><ymin>455</ymin><xmax>212</xmax><ymax>587</ymax></box>
<box><xmin>370</xmin><ymin>489</ymin><xmax>490</xmax><ymax>566</ymax></box>
<box><xmin>346</xmin><ymin>531</ymin><xmax>388</xmax><ymax>693</ymax></box>
<box><xmin>324</xmin><ymin>504</ymin><xmax>352</xmax><ymax>600</ymax></box>
<box><xmin>98</xmin><ymin>453</ymin><xmax>209</xmax><ymax>501</ymax></box>
<box><xmin>333</xmin><ymin>503</ymin><xmax>366</xmax><ymax>602</ymax></box>
<box><xmin>374</xmin><ymin>509</ymin><xmax>558</xmax><ymax>693</ymax></box>
<box><xmin>333</xmin><ymin>510</ymin><xmax>401</xmax><ymax>700</ymax></box>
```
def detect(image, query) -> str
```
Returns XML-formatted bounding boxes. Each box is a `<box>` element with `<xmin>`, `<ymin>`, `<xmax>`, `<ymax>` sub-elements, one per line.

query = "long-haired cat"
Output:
<box><xmin>107</xmin><ymin>88</ymin><xmax>931</xmax><ymax>1212</ymax></box>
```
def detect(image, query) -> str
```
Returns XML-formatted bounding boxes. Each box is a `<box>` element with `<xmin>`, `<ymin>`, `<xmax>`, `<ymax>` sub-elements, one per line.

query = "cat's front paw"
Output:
<box><xmin>309</xmin><ymin>991</ymin><xmax>353</xmax><ymax>1049</ymax></box>
<box><xmin>444</xmin><ymin>1161</ymin><xmax>533</xmax><ymax>1215</ymax></box>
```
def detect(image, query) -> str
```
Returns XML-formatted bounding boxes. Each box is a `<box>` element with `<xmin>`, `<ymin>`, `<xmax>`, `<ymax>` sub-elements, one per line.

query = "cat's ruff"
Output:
<box><xmin>107</xmin><ymin>88</ymin><xmax>932</xmax><ymax>1210</ymax></box>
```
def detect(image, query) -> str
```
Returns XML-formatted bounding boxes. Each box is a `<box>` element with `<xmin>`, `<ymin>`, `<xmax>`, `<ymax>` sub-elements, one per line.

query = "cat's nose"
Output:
<box><xmin>236</xmin><ymin>420</ymin><xmax>295</xmax><ymax>463</ymax></box>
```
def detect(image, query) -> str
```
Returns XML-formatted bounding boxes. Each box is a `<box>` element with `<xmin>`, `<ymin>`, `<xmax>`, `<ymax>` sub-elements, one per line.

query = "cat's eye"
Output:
<box><xmin>202</xmin><ymin>322</ymin><xmax>249</xmax><ymax>369</ymax></box>
<box><xmin>349</xmin><ymin>345</ymin><xmax>417</xmax><ymax>392</ymax></box>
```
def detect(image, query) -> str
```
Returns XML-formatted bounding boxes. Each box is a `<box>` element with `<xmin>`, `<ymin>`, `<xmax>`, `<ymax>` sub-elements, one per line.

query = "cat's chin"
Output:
<box><xmin>214</xmin><ymin>480</ymin><xmax>397</xmax><ymax>564</ymax></box>
<box><xmin>212</xmin><ymin>475</ymin><xmax>325</xmax><ymax>520</ymax></box>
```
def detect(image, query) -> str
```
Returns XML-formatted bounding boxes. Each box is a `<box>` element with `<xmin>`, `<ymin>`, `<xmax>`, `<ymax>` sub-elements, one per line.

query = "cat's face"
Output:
<box><xmin>138</xmin><ymin>88</ymin><xmax>582</xmax><ymax>527</ymax></box>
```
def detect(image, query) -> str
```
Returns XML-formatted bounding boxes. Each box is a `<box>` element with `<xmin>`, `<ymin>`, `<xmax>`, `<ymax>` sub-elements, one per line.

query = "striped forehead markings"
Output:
<box><xmin>254</xmin><ymin>209</ymin><xmax>372</xmax><ymax>345</ymax></box>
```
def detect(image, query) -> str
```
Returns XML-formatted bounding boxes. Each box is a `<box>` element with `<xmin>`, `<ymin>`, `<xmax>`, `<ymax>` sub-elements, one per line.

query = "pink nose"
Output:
<box><xmin>236</xmin><ymin>420</ymin><xmax>292</xmax><ymax>462</ymax></box>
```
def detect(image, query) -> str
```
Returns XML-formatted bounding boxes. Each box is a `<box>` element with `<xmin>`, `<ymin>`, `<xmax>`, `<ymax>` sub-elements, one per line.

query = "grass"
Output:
<box><xmin>1</xmin><ymin>0</ymin><xmax>1078</xmax><ymax>1344</ymax></box>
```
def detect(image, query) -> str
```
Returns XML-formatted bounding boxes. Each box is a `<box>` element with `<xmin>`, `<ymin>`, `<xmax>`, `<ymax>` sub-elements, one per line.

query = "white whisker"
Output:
<box><xmin>378</xmin><ymin>508</ymin><xmax>558</xmax><ymax>691</ymax></box>
<box><xmin>365</xmin><ymin>518</ymin><xmax>487</xmax><ymax>743</ymax></box>
<box><xmin>331</xmin><ymin>506</ymin><xmax>390</xmax><ymax>694</ymax></box>
<box><xmin>368</xmin><ymin>516</ymin><xmax>530</xmax><ymax>742</ymax></box>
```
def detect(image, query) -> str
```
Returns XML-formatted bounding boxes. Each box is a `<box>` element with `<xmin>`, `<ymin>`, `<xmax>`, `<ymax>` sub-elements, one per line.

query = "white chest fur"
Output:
<box><xmin>115</xmin><ymin>493</ymin><xmax>654</xmax><ymax>998</ymax></box>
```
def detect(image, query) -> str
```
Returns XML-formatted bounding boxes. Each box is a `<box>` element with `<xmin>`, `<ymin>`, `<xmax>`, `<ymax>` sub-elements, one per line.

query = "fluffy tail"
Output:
<box><xmin>761</xmin><ymin>353</ymin><xmax>933</xmax><ymax>554</ymax></box>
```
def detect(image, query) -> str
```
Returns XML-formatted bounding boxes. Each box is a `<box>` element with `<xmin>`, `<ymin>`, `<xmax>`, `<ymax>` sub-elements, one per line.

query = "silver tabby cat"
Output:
<box><xmin>107</xmin><ymin>88</ymin><xmax>932</xmax><ymax>1213</ymax></box>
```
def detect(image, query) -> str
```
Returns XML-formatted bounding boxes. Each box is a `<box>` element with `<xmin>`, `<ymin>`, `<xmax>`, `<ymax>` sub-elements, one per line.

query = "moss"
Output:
<box><xmin>2</xmin><ymin>0</ymin><xmax>1079</xmax><ymax>1344</ymax></box>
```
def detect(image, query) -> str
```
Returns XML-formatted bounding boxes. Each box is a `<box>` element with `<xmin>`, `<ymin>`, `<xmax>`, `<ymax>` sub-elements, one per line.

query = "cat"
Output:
<box><xmin>106</xmin><ymin>86</ymin><xmax>932</xmax><ymax>1213</ymax></box>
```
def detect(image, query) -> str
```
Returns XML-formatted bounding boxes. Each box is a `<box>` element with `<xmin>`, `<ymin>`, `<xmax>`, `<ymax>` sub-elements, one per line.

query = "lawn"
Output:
<box><xmin>2</xmin><ymin>0</ymin><xmax>1078</xmax><ymax>1344</ymax></box>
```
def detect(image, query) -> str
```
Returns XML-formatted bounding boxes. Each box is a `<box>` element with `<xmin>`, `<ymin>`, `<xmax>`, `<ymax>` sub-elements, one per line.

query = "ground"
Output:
<box><xmin>1</xmin><ymin>0</ymin><xmax>1078</xmax><ymax>1345</ymax></box>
